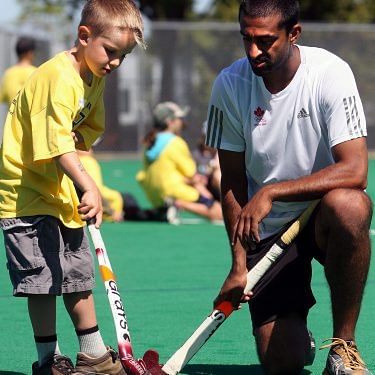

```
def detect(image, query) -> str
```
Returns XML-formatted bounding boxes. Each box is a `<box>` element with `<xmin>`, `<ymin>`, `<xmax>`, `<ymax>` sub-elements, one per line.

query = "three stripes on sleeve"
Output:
<box><xmin>206</xmin><ymin>105</ymin><xmax>223</xmax><ymax>148</ymax></box>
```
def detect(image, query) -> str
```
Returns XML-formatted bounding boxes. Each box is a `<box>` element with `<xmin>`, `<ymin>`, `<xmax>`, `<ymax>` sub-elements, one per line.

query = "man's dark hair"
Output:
<box><xmin>15</xmin><ymin>37</ymin><xmax>36</xmax><ymax>58</ymax></box>
<box><xmin>239</xmin><ymin>0</ymin><xmax>300</xmax><ymax>33</ymax></box>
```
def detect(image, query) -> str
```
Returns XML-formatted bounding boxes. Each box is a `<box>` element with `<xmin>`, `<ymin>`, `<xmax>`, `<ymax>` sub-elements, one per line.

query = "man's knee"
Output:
<box><xmin>320</xmin><ymin>189</ymin><xmax>372</xmax><ymax>231</ymax></box>
<box><xmin>254</xmin><ymin>317</ymin><xmax>309</xmax><ymax>375</ymax></box>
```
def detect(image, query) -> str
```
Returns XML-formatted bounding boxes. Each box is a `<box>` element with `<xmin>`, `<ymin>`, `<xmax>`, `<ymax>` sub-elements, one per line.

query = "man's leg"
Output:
<box><xmin>254</xmin><ymin>312</ymin><xmax>312</xmax><ymax>375</ymax></box>
<box><xmin>316</xmin><ymin>188</ymin><xmax>372</xmax><ymax>339</ymax></box>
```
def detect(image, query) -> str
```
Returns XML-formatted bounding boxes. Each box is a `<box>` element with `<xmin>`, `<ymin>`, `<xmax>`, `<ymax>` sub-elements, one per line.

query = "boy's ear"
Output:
<box><xmin>78</xmin><ymin>25</ymin><xmax>91</xmax><ymax>46</ymax></box>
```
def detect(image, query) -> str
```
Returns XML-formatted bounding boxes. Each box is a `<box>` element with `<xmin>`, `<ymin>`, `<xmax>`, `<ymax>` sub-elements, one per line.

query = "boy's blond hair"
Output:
<box><xmin>80</xmin><ymin>0</ymin><xmax>146</xmax><ymax>49</ymax></box>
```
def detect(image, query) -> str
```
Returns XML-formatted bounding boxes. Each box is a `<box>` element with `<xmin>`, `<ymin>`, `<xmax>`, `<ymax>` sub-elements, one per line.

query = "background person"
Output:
<box><xmin>78</xmin><ymin>147</ymin><xmax>175</xmax><ymax>222</ymax></box>
<box><xmin>0</xmin><ymin>36</ymin><xmax>37</xmax><ymax>106</ymax></box>
<box><xmin>136</xmin><ymin>101</ymin><xmax>223</xmax><ymax>223</ymax></box>
<box><xmin>0</xmin><ymin>1</ymin><xmax>145</xmax><ymax>374</ymax></box>
<box><xmin>192</xmin><ymin>121</ymin><xmax>221</xmax><ymax>203</ymax></box>
<box><xmin>206</xmin><ymin>0</ymin><xmax>372</xmax><ymax>374</ymax></box>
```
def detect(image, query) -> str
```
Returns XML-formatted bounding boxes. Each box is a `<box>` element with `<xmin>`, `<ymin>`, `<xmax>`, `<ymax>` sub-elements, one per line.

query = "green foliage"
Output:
<box><xmin>300</xmin><ymin>0</ymin><xmax>375</xmax><ymax>22</ymax></box>
<box><xmin>139</xmin><ymin>0</ymin><xmax>193</xmax><ymax>20</ymax></box>
<box><xmin>205</xmin><ymin>0</ymin><xmax>375</xmax><ymax>22</ymax></box>
<box><xmin>16</xmin><ymin>0</ymin><xmax>84</xmax><ymax>21</ymax></box>
<box><xmin>15</xmin><ymin>0</ymin><xmax>375</xmax><ymax>22</ymax></box>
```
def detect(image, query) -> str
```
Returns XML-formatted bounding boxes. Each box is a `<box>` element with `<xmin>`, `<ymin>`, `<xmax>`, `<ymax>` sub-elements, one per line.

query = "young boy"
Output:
<box><xmin>0</xmin><ymin>1</ymin><xmax>145</xmax><ymax>374</ymax></box>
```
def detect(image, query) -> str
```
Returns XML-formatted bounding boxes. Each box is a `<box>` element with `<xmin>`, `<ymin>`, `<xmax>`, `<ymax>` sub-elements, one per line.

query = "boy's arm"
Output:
<box><xmin>55</xmin><ymin>151</ymin><xmax>102</xmax><ymax>227</ymax></box>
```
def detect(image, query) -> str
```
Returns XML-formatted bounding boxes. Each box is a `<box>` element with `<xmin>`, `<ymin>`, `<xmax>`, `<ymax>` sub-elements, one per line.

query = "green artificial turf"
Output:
<box><xmin>0</xmin><ymin>159</ymin><xmax>374</xmax><ymax>374</ymax></box>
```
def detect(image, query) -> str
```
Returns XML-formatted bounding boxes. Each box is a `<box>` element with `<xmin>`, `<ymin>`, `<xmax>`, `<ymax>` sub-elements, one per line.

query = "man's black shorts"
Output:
<box><xmin>246</xmin><ymin>208</ymin><xmax>325</xmax><ymax>330</ymax></box>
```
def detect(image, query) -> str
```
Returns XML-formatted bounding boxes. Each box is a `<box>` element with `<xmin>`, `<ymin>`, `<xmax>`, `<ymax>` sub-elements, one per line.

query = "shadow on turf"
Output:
<box><xmin>182</xmin><ymin>364</ymin><xmax>312</xmax><ymax>374</ymax></box>
<box><xmin>0</xmin><ymin>372</ymin><xmax>26</xmax><ymax>375</ymax></box>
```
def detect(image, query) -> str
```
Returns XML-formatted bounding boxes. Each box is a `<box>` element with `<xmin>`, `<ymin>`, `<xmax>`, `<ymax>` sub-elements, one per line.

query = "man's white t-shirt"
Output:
<box><xmin>206</xmin><ymin>45</ymin><xmax>366</xmax><ymax>239</ymax></box>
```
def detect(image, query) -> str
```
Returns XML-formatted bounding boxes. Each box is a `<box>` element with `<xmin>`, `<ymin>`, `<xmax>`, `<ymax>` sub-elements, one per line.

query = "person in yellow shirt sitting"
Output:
<box><xmin>0</xmin><ymin>36</ymin><xmax>37</xmax><ymax>106</ymax></box>
<box><xmin>78</xmin><ymin>147</ymin><xmax>176</xmax><ymax>222</ymax></box>
<box><xmin>137</xmin><ymin>101</ymin><xmax>223</xmax><ymax>222</ymax></box>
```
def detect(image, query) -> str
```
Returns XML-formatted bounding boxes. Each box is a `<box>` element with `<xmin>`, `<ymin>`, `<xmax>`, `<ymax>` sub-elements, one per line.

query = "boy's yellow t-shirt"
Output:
<box><xmin>0</xmin><ymin>64</ymin><xmax>37</xmax><ymax>105</ymax></box>
<box><xmin>0</xmin><ymin>51</ymin><xmax>105</xmax><ymax>228</ymax></box>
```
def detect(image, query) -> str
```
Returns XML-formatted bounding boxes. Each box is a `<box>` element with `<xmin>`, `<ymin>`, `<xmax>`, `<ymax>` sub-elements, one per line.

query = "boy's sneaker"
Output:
<box><xmin>320</xmin><ymin>338</ymin><xmax>372</xmax><ymax>374</ymax></box>
<box><xmin>32</xmin><ymin>355</ymin><xmax>75</xmax><ymax>375</ymax></box>
<box><xmin>305</xmin><ymin>329</ymin><xmax>316</xmax><ymax>366</ymax></box>
<box><xmin>74</xmin><ymin>346</ymin><xmax>127</xmax><ymax>375</ymax></box>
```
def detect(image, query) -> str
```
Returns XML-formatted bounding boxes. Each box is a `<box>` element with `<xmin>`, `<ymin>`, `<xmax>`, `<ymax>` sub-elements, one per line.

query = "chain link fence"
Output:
<box><xmin>1</xmin><ymin>21</ymin><xmax>374</xmax><ymax>153</ymax></box>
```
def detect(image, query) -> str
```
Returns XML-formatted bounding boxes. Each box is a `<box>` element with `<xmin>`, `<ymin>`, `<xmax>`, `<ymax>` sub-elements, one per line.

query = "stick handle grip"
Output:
<box><xmin>244</xmin><ymin>200</ymin><xmax>319</xmax><ymax>293</ymax></box>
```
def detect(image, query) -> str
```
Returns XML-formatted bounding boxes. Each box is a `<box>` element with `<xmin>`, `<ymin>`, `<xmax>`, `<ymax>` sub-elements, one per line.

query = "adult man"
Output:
<box><xmin>205</xmin><ymin>0</ymin><xmax>372</xmax><ymax>374</ymax></box>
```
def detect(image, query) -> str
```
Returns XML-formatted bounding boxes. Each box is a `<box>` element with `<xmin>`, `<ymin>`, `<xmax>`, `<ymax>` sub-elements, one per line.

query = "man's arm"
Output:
<box><xmin>235</xmin><ymin>137</ymin><xmax>368</xmax><ymax>243</ymax></box>
<box><xmin>214</xmin><ymin>149</ymin><xmax>252</xmax><ymax>309</ymax></box>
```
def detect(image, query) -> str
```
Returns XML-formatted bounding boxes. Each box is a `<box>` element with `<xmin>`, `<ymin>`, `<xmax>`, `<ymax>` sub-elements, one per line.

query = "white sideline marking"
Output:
<box><xmin>171</xmin><ymin>218</ymin><xmax>225</xmax><ymax>226</ymax></box>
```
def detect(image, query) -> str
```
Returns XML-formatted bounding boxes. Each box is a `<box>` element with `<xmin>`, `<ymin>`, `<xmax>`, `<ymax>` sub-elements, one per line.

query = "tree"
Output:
<box><xmin>204</xmin><ymin>0</ymin><xmax>375</xmax><ymax>22</ymax></box>
<box><xmin>138</xmin><ymin>0</ymin><xmax>193</xmax><ymax>20</ymax></box>
<box><xmin>17</xmin><ymin>0</ymin><xmax>84</xmax><ymax>22</ymax></box>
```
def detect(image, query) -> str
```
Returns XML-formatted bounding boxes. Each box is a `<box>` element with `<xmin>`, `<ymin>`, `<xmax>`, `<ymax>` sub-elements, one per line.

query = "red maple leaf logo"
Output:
<box><xmin>254</xmin><ymin>107</ymin><xmax>265</xmax><ymax>117</ymax></box>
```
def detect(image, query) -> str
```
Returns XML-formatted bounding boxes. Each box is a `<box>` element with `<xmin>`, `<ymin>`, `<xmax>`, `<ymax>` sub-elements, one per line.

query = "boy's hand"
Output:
<box><xmin>78</xmin><ymin>187</ymin><xmax>103</xmax><ymax>228</ymax></box>
<box><xmin>71</xmin><ymin>131</ymin><xmax>86</xmax><ymax>150</ymax></box>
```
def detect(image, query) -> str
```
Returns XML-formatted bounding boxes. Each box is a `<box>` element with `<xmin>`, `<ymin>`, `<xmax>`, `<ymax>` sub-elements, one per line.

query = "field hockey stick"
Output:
<box><xmin>87</xmin><ymin>222</ymin><xmax>158</xmax><ymax>374</ymax></box>
<box><xmin>76</xmin><ymin>189</ymin><xmax>160</xmax><ymax>374</ymax></box>
<box><xmin>156</xmin><ymin>200</ymin><xmax>319</xmax><ymax>375</ymax></box>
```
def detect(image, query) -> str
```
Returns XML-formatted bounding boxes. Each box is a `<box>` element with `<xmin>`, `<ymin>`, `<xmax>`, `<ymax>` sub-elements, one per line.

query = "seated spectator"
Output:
<box><xmin>192</xmin><ymin>121</ymin><xmax>221</xmax><ymax>202</ymax></box>
<box><xmin>136</xmin><ymin>101</ymin><xmax>223</xmax><ymax>222</ymax></box>
<box><xmin>77</xmin><ymin>148</ymin><xmax>175</xmax><ymax>222</ymax></box>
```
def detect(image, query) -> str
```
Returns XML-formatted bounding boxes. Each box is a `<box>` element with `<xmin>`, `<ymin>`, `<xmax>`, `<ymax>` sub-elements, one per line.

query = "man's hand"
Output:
<box><xmin>233</xmin><ymin>187</ymin><xmax>273</xmax><ymax>245</ymax></box>
<box><xmin>213</xmin><ymin>269</ymin><xmax>252</xmax><ymax>311</ymax></box>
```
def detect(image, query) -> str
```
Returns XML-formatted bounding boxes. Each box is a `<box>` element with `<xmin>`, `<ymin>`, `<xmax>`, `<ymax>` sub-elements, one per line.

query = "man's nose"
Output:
<box><xmin>248</xmin><ymin>42</ymin><xmax>262</xmax><ymax>60</ymax></box>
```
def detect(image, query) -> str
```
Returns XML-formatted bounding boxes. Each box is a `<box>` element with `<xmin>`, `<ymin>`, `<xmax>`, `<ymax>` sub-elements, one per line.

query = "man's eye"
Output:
<box><xmin>260</xmin><ymin>39</ymin><xmax>274</xmax><ymax>46</ymax></box>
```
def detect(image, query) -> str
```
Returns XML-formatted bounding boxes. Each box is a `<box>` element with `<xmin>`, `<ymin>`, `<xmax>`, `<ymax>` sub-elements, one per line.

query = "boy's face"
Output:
<box><xmin>79</xmin><ymin>26</ymin><xmax>137</xmax><ymax>78</ymax></box>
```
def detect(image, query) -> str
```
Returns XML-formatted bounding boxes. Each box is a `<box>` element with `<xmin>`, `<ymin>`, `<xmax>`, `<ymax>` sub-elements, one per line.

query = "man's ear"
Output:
<box><xmin>289</xmin><ymin>23</ymin><xmax>301</xmax><ymax>44</ymax></box>
<box><xmin>77</xmin><ymin>25</ymin><xmax>91</xmax><ymax>46</ymax></box>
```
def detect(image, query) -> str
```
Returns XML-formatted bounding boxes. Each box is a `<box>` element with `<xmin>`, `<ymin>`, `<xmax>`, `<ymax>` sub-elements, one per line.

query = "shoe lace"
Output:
<box><xmin>320</xmin><ymin>338</ymin><xmax>367</xmax><ymax>370</ymax></box>
<box><xmin>53</xmin><ymin>356</ymin><xmax>75</xmax><ymax>374</ymax></box>
<box><xmin>108</xmin><ymin>348</ymin><xmax>118</xmax><ymax>364</ymax></box>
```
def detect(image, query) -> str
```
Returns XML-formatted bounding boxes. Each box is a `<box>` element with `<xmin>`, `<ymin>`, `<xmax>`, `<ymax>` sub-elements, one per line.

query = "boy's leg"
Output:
<box><xmin>60</xmin><ymin>224</ymin><xmax>126</xmax><ymax>375</ymax></box>
<box><xmin>64</xmin><ymin>291</ymin><xmax>126</xmax><ymax>375</ymax></box>
<box><xmin>28</xmin><ymin>295</ymin><xmax>57</xmax><ymax>336</ymax></box>
<box><xmin>28</xmin><ymin>295</ymin><xmax>63</xmax><ymax>366</ymax></box>
<box><xmin>63</xmin><ymin>291</ymin><xmax>107</xmax><ymax>358</ymax></box>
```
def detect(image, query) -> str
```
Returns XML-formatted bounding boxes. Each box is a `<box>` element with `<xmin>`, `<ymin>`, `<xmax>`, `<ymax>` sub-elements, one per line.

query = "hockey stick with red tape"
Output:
<box><xmin>76</xmin><ymin>188</ymin><xmax>161</xmax><ymax>374</ymax></box>
<box><xmin>147</xmin><ymin>200</ymin><xmax>319</xmax><ymax>375</ymax></box>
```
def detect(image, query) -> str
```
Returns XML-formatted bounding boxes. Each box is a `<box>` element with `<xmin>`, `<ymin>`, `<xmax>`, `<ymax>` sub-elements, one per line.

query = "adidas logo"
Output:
<box><xmin>297</xmin><ymin>108</ymin><xmax>310</xmax><ymax>118</ymax></box>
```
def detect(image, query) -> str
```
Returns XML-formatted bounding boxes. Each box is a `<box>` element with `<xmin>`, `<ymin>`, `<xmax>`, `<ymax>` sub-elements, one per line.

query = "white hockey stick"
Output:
<box><xmin>161</xmin><ymin>201</ymin><xmax>319</xmax><ymax>375</ymax></box>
